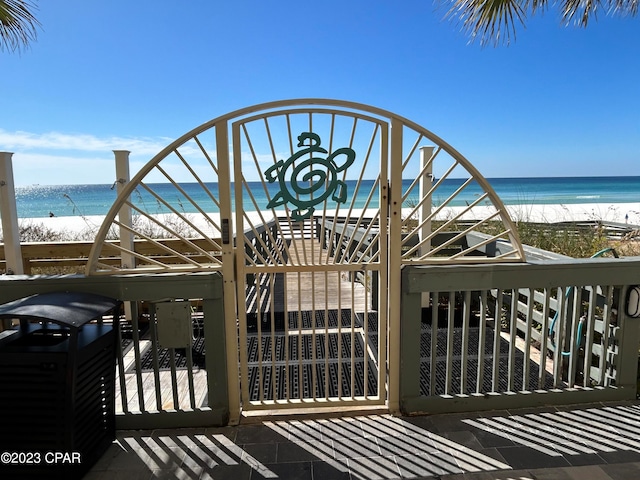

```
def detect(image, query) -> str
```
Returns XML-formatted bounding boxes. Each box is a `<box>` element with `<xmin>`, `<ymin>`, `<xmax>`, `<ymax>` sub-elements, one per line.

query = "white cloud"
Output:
<box><xmin>0</xmin><ymin>129</ymin><xmax>172</xmax><ymax>156</ymax></box>
<box><xmin>0</xmin><ymin>129</ymin><xmax>198</xmax><ymax>186</ymax></box>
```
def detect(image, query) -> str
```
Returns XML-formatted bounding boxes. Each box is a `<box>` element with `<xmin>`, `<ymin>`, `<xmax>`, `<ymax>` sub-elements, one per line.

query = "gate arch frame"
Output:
<box><xmin>86</xmin><ymin>99</ymin><xmax>526</xmax><ymax>422</ymax></box>
<box><xmin>87</xmin><ymin>98</ymin><xmax>525</xmax><ymax>274</ymax></box>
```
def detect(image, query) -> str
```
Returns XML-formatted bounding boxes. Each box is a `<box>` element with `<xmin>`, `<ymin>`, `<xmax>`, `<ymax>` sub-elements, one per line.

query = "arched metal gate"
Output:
<box><xmin>87</xmin><ymin>99</ymin><xmax>524</xmax><ymax>422</ymax></box>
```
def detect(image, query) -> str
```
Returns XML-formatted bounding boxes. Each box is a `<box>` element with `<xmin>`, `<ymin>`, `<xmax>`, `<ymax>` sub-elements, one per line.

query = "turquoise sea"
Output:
<box><xmin>14</xmin><ymin>176</ymin><xmax>640</xmax><ymax>219</ymax></box>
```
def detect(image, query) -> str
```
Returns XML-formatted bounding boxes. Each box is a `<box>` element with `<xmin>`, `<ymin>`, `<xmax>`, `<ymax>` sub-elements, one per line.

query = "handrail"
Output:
<box><xmin>0</xmin><ymin>237</ymin><xmax>223</xmax><ymax>274</ymax></box>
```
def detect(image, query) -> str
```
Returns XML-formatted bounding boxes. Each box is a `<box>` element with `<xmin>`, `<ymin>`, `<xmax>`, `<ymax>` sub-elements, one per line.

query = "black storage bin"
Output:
<box><xmin>0</xmin><ymin>291</ymin><xmax>121</xmax><ymax>479</ymax></box>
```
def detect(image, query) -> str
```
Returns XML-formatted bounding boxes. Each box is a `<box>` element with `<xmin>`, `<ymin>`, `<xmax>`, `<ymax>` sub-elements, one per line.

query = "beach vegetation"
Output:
<box><xmin>0</xmin><ymin>0</ymin><xmax>40</xmax><ymax>53</ymax></box>
<box><xmin>515</xmin><ymin>221</ymin><xmax>611</xmax><ymax>258</ymax></box>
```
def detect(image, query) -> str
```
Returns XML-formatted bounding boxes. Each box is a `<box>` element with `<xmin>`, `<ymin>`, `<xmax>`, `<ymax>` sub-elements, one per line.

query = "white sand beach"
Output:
<box><xmin>11</xmin><ymin>202</ymin><xmax>640</xmax><ymax>239</ymax></box>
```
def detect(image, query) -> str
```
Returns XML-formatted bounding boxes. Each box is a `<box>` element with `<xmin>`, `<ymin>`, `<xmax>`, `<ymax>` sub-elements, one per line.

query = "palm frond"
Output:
<box><xmin>561</xmin><ymin>0</ymin><xmax>602</xmax><ymax>26</ymax></box>
<box><xmin>612</xmin><ymin>0</ymin><xmax>639</xmax><ymax>15</ymax></box>
<box><xmin>443</xmin><ymin>0</ymin><xmax>637</xmax><ymax>45</ymax></box>
<box><xmin>561</xmin><ymin>0</ymin><xmax>638</xmax><ymax>27</ymax></box>
<box><xmin>445</xmin><ymin>0</ymin><xmax>530</xmax><ymax>46</ymax></box>
<box><xmin>0</xmin><ymin>0</ymin><xmax>41</xmax><ymax>53</ymax></box>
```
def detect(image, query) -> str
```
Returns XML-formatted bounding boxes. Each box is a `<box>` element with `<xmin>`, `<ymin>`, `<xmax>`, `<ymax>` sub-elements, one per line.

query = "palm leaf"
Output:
<box><xmin>445</xmin><ymin>0</ymin><xmax>530</xmax><ymax>45</ymax></box>
<box><xmin>561</xmin><ymin>0</ymin><xmax>638</xmax><ymax>26</ymax></box>
<box><xmin>444</xmin><ymin>0</ymin><xmax>637</xmax><ymax>45</ymax></box>
<box><xmin>0</xmin><ymin>0</ymin><xmax>40</xmax><ymax>53</ymax></box>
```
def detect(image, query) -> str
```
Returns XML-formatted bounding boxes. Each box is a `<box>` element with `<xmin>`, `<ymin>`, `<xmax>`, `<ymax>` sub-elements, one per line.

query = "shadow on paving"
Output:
<box><xmin>83</xmin><ymin>402</ymin><xmax>640</xmax><ymax>480</ymax></box>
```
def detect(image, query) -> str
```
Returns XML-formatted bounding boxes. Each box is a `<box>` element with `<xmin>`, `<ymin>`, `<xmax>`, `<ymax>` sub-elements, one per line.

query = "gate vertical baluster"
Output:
<box><xmin>284</xmin><ymin>274</ymin><xmax>291</xmax><ymax>402</ymax></box>
<box><xmin>583</xmin><ymin>286</ymin><xmax>598</xmax><ymax>387</ymax></box>
<box><xmin>149</xmin><ymin>303</ymin><xmax>162</xmax><ymax>410</ymax></box>
<box><xmin>132</xmin><ymin>309</ymin><xmax>145</xmax><ymax>412</ymax></box>
<box><xmin>338</xmin><ymin>270</ymin><xmax>343</xmax><ymax>399</ymax></box>
<box><xmin>568</xmin><ymin>286</ymin><xmax>583</xmax><ymax>388</ymax></box>
<box><xmin>523</xmin><ymin>288</ymin><xmax>534</xmax><ymax>391</ymax></box>
<box><xmin>324</xmin><ymin>271</ymin><xmax>330</xmax><ymax>399</ymax></box>
<box><xmin>461</xmin><ymin>291</ymin><xmax>471</xmax><ymax>394</ymax></box>
<box><xmin>350</xmin><ymin>275</ymin><xmax>356</xmax><ymax>399</ymax></box>
<box><xmin>169</xmin><ymin>345</ymin><xmax>179</xmax><ymax>409</ymax></box>
<box><xmin>116</xmin><ymin>316</ymin><xmax>129</xmax><ymax>413</ymax></box>
<box><xmin>491</xmin><ymin>289</ymin><xmax>503</xmax><ymax>392</ymax></box>
<box><xmin>598</xmin><ymin>285</ymin><xmax>614</xmax><ymax>386</ymax></box>
<box><xmin>445</xmin><ymin>291</ymin><xmax>455</xmax><ymax>395</ymax></box>
<box><xmin>553</xmin><ymin>287</ymin><xmax>567</xmax><ymax>388</ymax></box>
<box><xmin>257</xmin><ymin>272</ymin><xmax>264</xmax><ymax>403</ymax></box>
<box><xmin>311</xmin><ymin>258</ymin><xmax>318</xmax><ymax>401</ymax></box>
<box><xmin>430</xmin><ymin>291</ymin><xmax>439</xmax><ymax>396</ymax></box>
<box><xmin>538</xmin><ymin>288</ymin><xmax>551</xmax><ymax>389</ymax></box>
<box><xmin>507</xmin><ymin>289</ymin><xmax>518</xmax><ymax>392</ymax></box>
<box><xmin>363</xmin><ymin>269</ymin><xmax>370</xmax><ymax>398</ymax></box>
<box><xmin>476</xmin><ymin>291</ymin><xmax>488</xmax><ymax>394</ymax></box>
<box><xmin>297</xmin><ymin>272</ymin><xmax>303</xmax><ymax>399</ymax></box>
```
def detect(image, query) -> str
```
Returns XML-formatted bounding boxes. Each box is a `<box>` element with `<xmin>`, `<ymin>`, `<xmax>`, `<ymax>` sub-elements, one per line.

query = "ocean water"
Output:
<box><xmin>13</xmin><ymin>176</ymin><xmax>640</xmax><ymax>219</ymax></box>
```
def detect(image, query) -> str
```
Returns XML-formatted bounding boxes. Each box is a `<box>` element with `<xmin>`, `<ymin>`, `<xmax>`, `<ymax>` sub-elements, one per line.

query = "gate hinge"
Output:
<box><xmin>386</xmin><ymin>181</ymin><xmax>391</xmax><ymax>207</ymax></box>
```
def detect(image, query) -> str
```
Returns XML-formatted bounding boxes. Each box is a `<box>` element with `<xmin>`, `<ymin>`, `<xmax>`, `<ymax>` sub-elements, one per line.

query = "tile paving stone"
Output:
<box><xmin>241</xmin><ymin>442</ymin><xmax>278</xmax><ymax>465</ymax></box>
<box><xmin>311</xmin><ymin>460</ymin><xmax>352</xmax><ymax>480</ymax></box>
<box><xmin>395</xmin><ymin>452</ymin><xmax>464</xmax><ymax>478</ymax></box>
<box><xmin>446</xmin><ymin>447</ymin><xmax>510</xmax><ymax>474</ymax></box>
<box><xmin>436</xmin><ymin>469</ymin><xmax>532</xmax><ymax>480</ymax></box>
<box><xmin>88</xmin><ymin>401</ymin><xmax>640</xmax><ymax>479</ymax></box>
<box><xmin>599</xmin><ymin>462</ymin><xmax>640</xmax><ymax>480</ymax></box>
<box><xmin>178</xmin><ymin>451</ymin><xmax>216</xmax><ymax>477</ymax></box>
<box><xmin>203</xmin><ymin>425</ymin><xmax>239</xmax><ymax>442</ymax></box>
<box><xmin>253</xmin><ymin>461</ymin><xmax>313</xmax><ymax>480</ymax></box>
<box><xmin>425</xmin><ymin>413</ymin><xmax>485</xmax><ymax>433</ymax></box>
<box><xmin>377</xmin><ymin>433</ymin><xmax>439</xmax><ymax>457</ymax></box>
<box><xmin>532</xmin><ymin>465</ymin><xmax>615</xmax><ymax>480</ymax></box>
<box><xmin>279</xmin><ymin>419</ymin><xmax>324</xmax><ymax>441</ymax></box>
<box><xmin>347</xmin><ymin>454</ymin><xmax>401</xmax><ymax>480</ymax></box>
<box><xmin>563</xmin><ymin>452</ymin><xmax>607</xmax><ymax>466</ymax></box>
<box><xmin>333</xmin><ymin>435</ymin><xmax>381</xmax><ymax>460</ymax></box>
<box><xmin>359</xmin><ymin>415</ymin><xmax>410</xmax><ymax>438</ymax></box>
<box><xmin>467</xmin><ymin>428</ymin><xmax>516</xmax><ymax>448</ymax></box>
<box><xmin>103</xmin><ymin>446</ymin><xmax>173</xmax><ymax>472</ymax></box>
<box><xmin>403</xmin><ymin>415</ymin><xmax>440</xmax><ymax>433</ymax></box>
<box><xmin>598</xmin><ymin>450</ymin><xmax>640</xmax><ymax>464</ymax></box>
<box><xmin>89</xmin><ymin>442</ymin><xmax>128</xmax><ymax>470</ymax></box>
<box><xmin>441</xmin><ymin>431</ymin><xmax>485</xmax><ymax>451</ymax></box>
<box><xmin>198</xmin><ymin>463</ymin><xmax>253</xmax><ymax>480</ymax></box>
<box><xmin>275</xmin><ymin>441</ymin><xmax>326</xmax><ymax>463</ymax></box>
<box><xmin>474</xmin><ymin>447</ymin><xmax>508</xmax><ymax>465</ymax></box>
<box><xmin>495</xmin><ymin>445</ymin><xmax>572</xmax><ymax>470</ymax></box>
<box><xmin>318</xmin><ymin>416</ymin><xmax>366</xmax><ymax>440</ymax></box>
<box><xmin>150</xmin><ymin>428</ymin><xmax>207</xmax><ymax>442</ymax></box>
<box><xmin>234</xmin><ymin>424</ymin><xmax>287</xmax><ymax>444</ymax></box>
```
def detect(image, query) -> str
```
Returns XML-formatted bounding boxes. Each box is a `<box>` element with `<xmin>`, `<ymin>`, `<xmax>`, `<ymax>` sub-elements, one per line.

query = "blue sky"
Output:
<box><xmin>1</xmin><ymin>0</ymin><xmax>639</xmax><ymax>186</ymax></box>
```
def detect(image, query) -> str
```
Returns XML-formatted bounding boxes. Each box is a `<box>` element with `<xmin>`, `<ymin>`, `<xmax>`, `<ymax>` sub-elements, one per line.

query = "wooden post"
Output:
<box><xmin>114</xmin><ymin>150</ymin><xmax>134</xmax><ymax>268</ymax></box>
<box><xmin>0</xmin><ymin>152</ymin><xmax>24</xmax><ymax>275</ymax></box>
<box><xmin>113</xmin><ymin>150</ymin><xmax>136</xmax><ymax>322</ymax></box>
<box><xmin>419</xmin><ymin>146</ymin><xmax>434</xmax><ymax>308</ymax></box>
<box><xmin>0</xmin><ymin>152</ymin><xmax>23</xmax><ymax>331</ymax></box>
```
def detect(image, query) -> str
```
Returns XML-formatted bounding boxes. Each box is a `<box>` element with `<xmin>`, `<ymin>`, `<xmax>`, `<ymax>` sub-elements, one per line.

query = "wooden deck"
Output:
<box><xmin>116</xmin><ymin>339</ymin><xmax>209</xmax><ymax>414</ymax></box>
<box><xmin>116</xmin><ymin>235</ymin><xmax>374</xmax><ymax>413</ymax></box>
<box><xmin>113</xmin><ymin>234</ymin><xmax>556</xmax><ymax>414</ymax></box>
<box><xmin>283</xmin><ymin>238</ymin><xmax>370</xmax><ymax>312</ymax></box>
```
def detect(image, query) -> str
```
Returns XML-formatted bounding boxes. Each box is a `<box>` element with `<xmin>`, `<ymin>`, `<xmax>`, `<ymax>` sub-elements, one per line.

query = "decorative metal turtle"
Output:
<box><xmin>265</xmin><ymin>132</ymin><xmax>356</xmax><ymax>221</ymax></box>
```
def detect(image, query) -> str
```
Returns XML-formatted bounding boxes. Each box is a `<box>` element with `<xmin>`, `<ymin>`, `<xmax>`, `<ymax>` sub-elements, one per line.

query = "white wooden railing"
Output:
<box><xmin>400</xmin><ymin>258</ymin><xmax>640</xmax><ymax>415</ymax></box>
